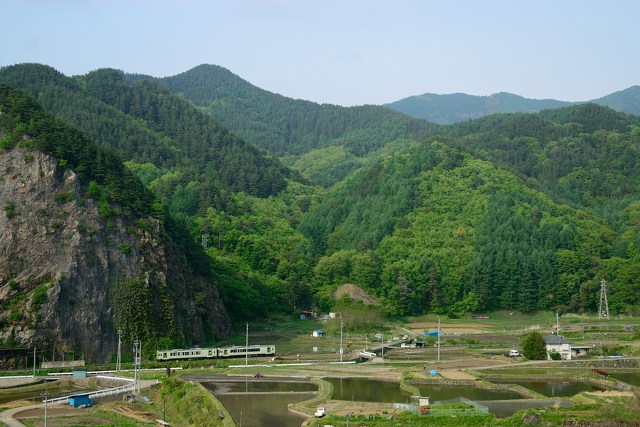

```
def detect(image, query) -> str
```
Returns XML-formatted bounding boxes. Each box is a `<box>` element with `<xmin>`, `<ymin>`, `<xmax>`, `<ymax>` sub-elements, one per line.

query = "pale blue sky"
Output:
<box><xmin>2</xmin><ymin>0</ymin><xmax>638</xmax><ymax>106</ymax></box>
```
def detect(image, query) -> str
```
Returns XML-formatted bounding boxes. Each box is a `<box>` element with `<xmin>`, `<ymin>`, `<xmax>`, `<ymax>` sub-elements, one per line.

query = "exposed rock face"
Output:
<box><xmin>0</xmin><ymin>148</ymin><xmax>232</xmax><ymax>362</ymax></box>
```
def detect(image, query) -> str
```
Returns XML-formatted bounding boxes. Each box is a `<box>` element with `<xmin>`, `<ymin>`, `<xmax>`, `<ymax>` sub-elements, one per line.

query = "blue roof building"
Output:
<box><xmin>69</xmin><ymin>393</ymin><xmax>93</xmax><ymax>408</ymax></box>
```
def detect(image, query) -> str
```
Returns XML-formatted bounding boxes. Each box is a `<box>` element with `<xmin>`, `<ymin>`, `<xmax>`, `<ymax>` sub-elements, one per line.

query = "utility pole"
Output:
<box><xmin>33</xmin><ymin>346</ymin><xmax>36</xmax><ymax>378</ymax></box>
<box><xmin>116</xmin><ymin>329</ymin><xmax>122</xmax><ymax>371</ymax></box>
<box><xmin>340</xmin><ymin>319</ymin><xmax>343</xmax><ymax>363</ymax></box>
<box><xmin>599</xmin><ymin>279</ymin><xmax>610</xmax><ymax>319</ymax></box>
<box><xmin>556</xmin><ymin>312</ymin><xmax>560</xmax><ymax>334</ymax></box>
<box><xmin>245</xmin><ymin>322</ymin><xmax>249</xmax><ymax>367</ymax></box>
<box><xmin>437</xmin><ymin>316</ymin><xmax>441</xmax><ymax>363</ymax></box>
<box><xmin>381</xmin><ymin>334</ymin><xmax>384</xmax><ymax>360</ymax></box>
<box><xmin>133</xmin><ymin>339</ymin><xmax>141</xmax><ymax>393</ymax></box>
<box><xmin>44</xmin><ymin>386</ymin><xmax>49</xmax><ymax>427</ymax></box>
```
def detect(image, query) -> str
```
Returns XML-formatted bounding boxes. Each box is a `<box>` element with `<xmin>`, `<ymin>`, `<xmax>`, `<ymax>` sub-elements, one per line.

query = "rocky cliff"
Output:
<box><xmin>0</xmin><ymin>148</ymin><xmax>232</xmax><ymax>363</ymax></box>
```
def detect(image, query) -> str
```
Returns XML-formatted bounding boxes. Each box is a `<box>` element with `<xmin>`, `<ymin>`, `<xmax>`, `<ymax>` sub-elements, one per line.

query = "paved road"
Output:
<box><xmin>0</xmin><ymin>404</ymin><xmax>33</xmax><ymax>427</ymax></box>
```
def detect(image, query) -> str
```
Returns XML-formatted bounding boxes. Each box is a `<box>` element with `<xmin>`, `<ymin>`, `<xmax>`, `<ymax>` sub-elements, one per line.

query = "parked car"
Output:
<box><xmin>509</xmin><ymin>349</ymin><xmax>521</xmax><ymax>357</ymax></box>
<box><xmin>315</xmin><ymin>407</ymin><xmax>327</xmax><ymax>417</ymax></box>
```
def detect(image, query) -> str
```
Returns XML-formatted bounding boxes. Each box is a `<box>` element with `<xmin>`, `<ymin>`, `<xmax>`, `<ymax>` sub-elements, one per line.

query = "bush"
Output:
<box><xmin>4</xmin><ymin>201</ymin><xmax>16</xmax><ymax>219</ymax></box>
<box><xmin>32</xmin><ymin>284</ymin><xmax>49</xmax><ymax>306</ymax></box>
<box><xmin>85</xmin><ymin>180</ymin><xmax>102</xmax><ymax>199</ymax></box>
<box><xmin>97</xmin><ymin>197</ymin><xmax>111</xmax><ymax>217</ymax></box>
<box><xmin>53</xmin><ymin>191</ymin><xmax>73</xmax><ymax>204</ymax></box>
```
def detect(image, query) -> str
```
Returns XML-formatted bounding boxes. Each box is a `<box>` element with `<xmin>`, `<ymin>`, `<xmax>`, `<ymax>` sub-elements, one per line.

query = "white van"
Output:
<box><xmin>509</xmin><ymin>349</ymin><xmax>520</xmax><ymax>357</ymax></box>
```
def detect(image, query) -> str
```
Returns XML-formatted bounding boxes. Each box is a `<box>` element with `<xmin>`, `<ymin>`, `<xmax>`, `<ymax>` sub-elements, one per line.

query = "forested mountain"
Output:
<box><xmin>298</xmin><ymin>139</ymin><xmax>628</xmax><ymax>315</ymax></box>
<box><xmin>386</xmin><ymin>86</ymin><xmax>640</xmax><ymax>124</ymax></box>
<box><xmin>591</xmin><ymin>85</ymin><xmax>640</xmax><ymax>116</ymax></box>
<box><xmin>0</xmin><ymin>64</ymin><xmax>294</xmax><ymax>210</ymax></box>
<box><xmin>1</xmin><ymin>61</ymin><xmax>640</xmax><ymax>346</ymax></box>
<box><xmin>445</xmin><ymin>104</ymin><xmax>640</xmax><ymax>208</ymax></box>
<box><xmin>387</xmin><ymin>92</ymin><xmax>572</xmax><ymax>124</ymax></box>
<box><xmin>0</xmin><ymin>64</ymin><xmax>320</xmax><ymax>326</ymax></box>
<box><xmin>160</xmin><ymin>64</ymin><xmax>438</xmax><ymax>156</ymax></box>
<box><xmin>0</xmin><ymin>85</ymin><xmax>231</xmax><ymax>361</ymax></box>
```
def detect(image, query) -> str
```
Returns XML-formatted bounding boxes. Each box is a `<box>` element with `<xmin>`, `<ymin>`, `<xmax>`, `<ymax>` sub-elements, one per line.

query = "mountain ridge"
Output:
<box><xmin>158</xmin><ymin>64</ymin><xmax>439</xmax><ymax>158</ymax></box>
<box><xmin>386</xmin><ymin>86</ymin><xmax>640</xmax><ymax>124</ymax></box>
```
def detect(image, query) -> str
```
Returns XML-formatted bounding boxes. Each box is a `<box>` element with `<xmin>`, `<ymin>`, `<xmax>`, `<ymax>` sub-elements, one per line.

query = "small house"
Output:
<box><xmin>543</xmin><ymin>335</ymin><xmax>572</xmax><ymax>360</ymax></box>
<box><xmin>72</xmin><ymin>369</ymin><xmax>87</xmax><ymax>379</ymax></box>
<box><xmin>572</xmin><ymin>345</ymin><xmax>593</xmax><ymax>358</ymax></box>
<box><xmin>299</xmin><ymin>310</ymin><xmax>316</xmax><ymax>320</ymax></box>
<box><xmin>312</xmin><ymin>330</ymin><xmax>324</xmax><ymax>338</ymax></box>
<box><xmin>69</xmin><ymin>393</ymin><xmax>93</xmax><ymax>408</ymax></box>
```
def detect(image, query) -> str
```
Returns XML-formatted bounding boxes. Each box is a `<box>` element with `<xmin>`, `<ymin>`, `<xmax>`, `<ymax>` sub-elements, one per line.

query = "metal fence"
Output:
<box><xmin>429</xmin><ymin>397</ymin><xmax>489</xmax><ymax>417</ymax></box>
<box><xmin>394</xmin><ymin>397</ymin><xmax>489</xmax><ymax>417</ymax></box>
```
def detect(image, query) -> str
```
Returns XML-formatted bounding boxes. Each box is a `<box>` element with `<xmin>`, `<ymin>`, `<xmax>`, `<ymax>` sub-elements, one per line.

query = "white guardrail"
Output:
<box><xmin>43</xmin><ymin>375</ymin><xmax>137</xmax><ymax>404</ymax></box>
<box><xmin>0</xmin><ymin>375</ymin><xmax>35</xmax><ymax>380</ymax></box>
<box><xmin>47</xmin><ymin>367</ymin><xmax>182</xmax><ymax>376</ymax></box>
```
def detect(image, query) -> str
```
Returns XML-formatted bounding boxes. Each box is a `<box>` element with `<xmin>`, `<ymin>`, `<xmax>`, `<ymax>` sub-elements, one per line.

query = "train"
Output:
<box><xmin>156</xmin><ymin>344</ymin><xmax>276</xmax><ymax>361</ymax></box>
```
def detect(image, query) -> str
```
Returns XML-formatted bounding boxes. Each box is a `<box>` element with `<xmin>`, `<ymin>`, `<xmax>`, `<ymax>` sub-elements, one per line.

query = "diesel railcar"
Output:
<box><xmin>156</xmin><ymin>344</ymin><xmax>276</xmax><ymax>361</ymax></box>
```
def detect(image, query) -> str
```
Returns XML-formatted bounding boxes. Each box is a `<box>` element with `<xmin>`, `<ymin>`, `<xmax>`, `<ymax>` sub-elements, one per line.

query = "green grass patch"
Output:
<box><xmin>140</xmin><ymin>376</ymin><xmax>227</xmax><ymax>426</ymax></box>
<box><xmin>21</xmin><ymin>411</ymin><xmax>154</xmax><ymax>426</ymax></box>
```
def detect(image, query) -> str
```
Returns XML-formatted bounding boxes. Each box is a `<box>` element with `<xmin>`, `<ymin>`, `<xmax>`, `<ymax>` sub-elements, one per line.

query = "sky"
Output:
<box><xmin>2</xmin><ymin>0</ymin><xmax>639</xmax><ymax>107</ymax></box>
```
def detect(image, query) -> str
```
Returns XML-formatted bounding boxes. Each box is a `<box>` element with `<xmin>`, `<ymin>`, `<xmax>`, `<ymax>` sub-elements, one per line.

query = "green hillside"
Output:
<box><xmin>0</xmin><ymin>83</ymin><xmax>154</xmax><ymax>217</ymax></box>
<box><xmin>387</xmin><ymin>92</ymin><xmax>572</xmax><ymax>124</ymax></box>
<box><xmin>159</xmin><ymin>64</ymin><xmax>438</xmax><ymax>186</ymax></box>
<box><xmin>0</xmin><ymin>64</ymin><xmax>317</xmax><ymax>322</ymax></box>
<box><xmin>0</xmin><ymin>64</ymin><xmax>294</xmax><ymax>208</ymax></box>
<box><xmin>2</xmin><ymin>63</ymin><xmax>640</xmax><ymax>322</ymax></box>
<box><xmin>593</xmin><ymin>85</ymin><xmax>640</xmax><ymax>116</ymax></box>
<box><xmin>446</xmin><ymin>104</ymin><xmax>640</xmax><ymax>207</ymax></box>
<box><xmin>386</xmin><ymin>86</ymin><xmax>640</xmax><ymax>124</ymax></box>
<box><xmin>298</xmin><ymin>139</ymin><xmax>626</xmax><ymax>315</ymax></box>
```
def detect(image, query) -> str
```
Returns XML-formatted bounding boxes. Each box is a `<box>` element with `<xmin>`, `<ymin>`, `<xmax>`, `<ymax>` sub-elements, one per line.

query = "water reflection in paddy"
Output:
<box><xmin>610</xmin><ymin>372</ymin><xmax>640</xmax><ymax>386</ymax></box>
<box><xmin>489</xmin><ymin>379</ymin><xmax>595</xmax><ymax>397</ymax></box>
<box><xmin>203</xmin><ymin>380</ymin><xmax>316</xmax><ymax>393</ymax></box>
<box><xmin>326</xmin><ymin>377</ymin><xmax>523</xmax><ymax>403</ymax></box>
<box><xmin>214</xmin><ymin>392</ymin><xmax>309</xmax><ymax>427</ymax></box>
<box><xmin>327</xmin><ymin>377</ymin><xmax>410</xmax><ymax>403</ymax></box>
<box><xmin>418</xmin><ymin>384</ymin><xmax>522</xmax><ymax>401</ymax></box>
<box><xmin>203</xmin><ymin>381</ymin><xmax>316</xmax><ymax>427</ymax></box>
